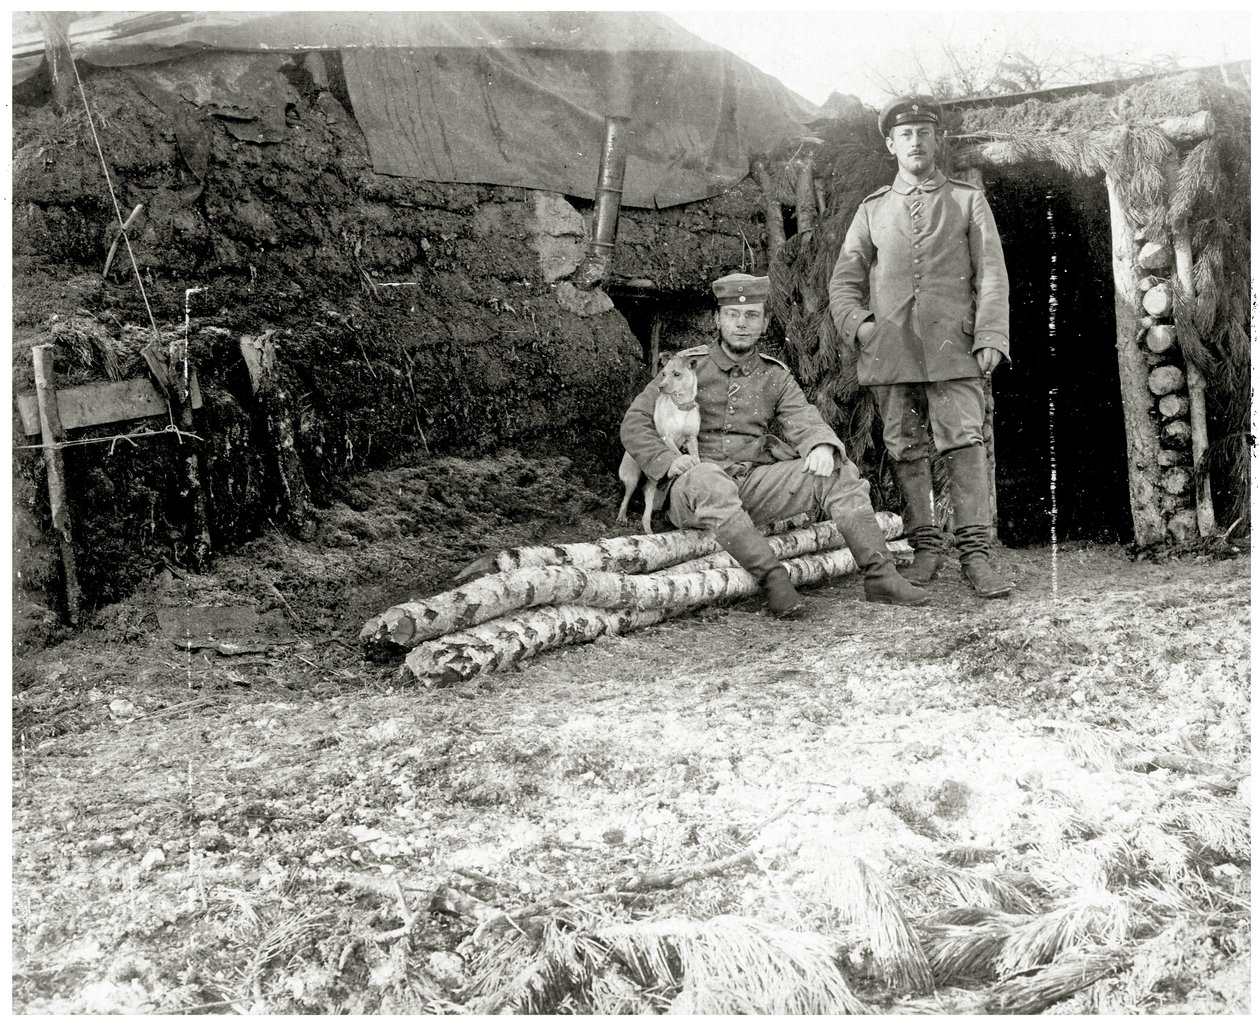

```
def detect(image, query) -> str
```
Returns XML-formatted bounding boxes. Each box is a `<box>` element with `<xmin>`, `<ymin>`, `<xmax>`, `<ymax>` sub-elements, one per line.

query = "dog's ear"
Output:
<box><xmin>686</xmin><ymin>358</ymin><xmax>699</xmax><ymax>370</ymax></box>
<box><xmin>656</xmin><ymin>351</ymin><xmax>674</xmax><ymax>371</ymax></box>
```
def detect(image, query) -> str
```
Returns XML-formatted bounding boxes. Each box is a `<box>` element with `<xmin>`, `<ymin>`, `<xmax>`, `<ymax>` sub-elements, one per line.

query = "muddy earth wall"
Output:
<box><xmin>11</xmin><ymin>53</ymin><xmax>764</xmax><ymax>613</ymax></box>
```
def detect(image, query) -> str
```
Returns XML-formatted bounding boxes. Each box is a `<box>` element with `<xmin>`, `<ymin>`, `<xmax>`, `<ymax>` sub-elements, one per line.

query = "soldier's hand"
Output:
<box><xmin>856</xmin><ymin>320</ymin><xmax>876</xmax><ymax>344</ymax></box>
<box><xmin>667</xmin><ymin>454</ymin><xmax>701</xmax><ymax>478</ymax></box>
<box><xmin>802</xmin><ymin>445</ymin><xmax>835</xmax><ymax>477</ymax></box>
<box><xmin>975</xmin><ymin>347</ymin><xmax>1002</xmax><ymax>375</ymax></box>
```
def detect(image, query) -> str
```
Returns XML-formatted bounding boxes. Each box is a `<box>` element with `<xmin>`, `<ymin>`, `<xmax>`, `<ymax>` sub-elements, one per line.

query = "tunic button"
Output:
<box><xmin>913</xmin><ymin>257</ymin><xmax>921</xmax><ymax>263</ymax></box>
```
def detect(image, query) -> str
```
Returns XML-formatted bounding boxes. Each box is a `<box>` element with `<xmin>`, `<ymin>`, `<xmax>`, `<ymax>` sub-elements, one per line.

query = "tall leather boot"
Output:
<box><xmin>714</xmin><ymin>511</ymin><xmax>806</xmax><ymax>619</ymax></box>
<box><xmin>946</xmin><ymin>443</ymin><xmax>1013</xmax><ymax>599</ymax></box>
<box><xmin>830</xmin><ymin>507</ymin><xmax>929</xmax><ymax>606</ymax></box>
<box><xmin>892</xmin><ymin>457</ymin><xmax>946</xmax><ymax>585</ymax></box>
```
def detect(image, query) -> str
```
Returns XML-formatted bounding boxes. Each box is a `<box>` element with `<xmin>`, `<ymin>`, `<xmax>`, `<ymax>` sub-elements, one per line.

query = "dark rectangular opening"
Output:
<box><xmin>985</xmin><ymin>167</ymin><xmax>1133</xmax><ymax>545</ymax></box>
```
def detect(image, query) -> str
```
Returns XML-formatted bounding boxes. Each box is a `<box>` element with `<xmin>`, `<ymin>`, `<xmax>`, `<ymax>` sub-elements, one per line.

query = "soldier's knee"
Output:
<box><xmin>821</xmin><ymin>461</ymin><xmax>872</xmax><ymax>515</ymax></box>
<box><xmin>674</xmin><ymin>463</ymin><xmax>736</xmax><ymax>502</ymax></box>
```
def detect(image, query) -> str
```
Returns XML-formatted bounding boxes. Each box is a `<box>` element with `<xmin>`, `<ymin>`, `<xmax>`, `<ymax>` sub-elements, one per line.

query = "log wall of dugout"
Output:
<box><xmin>1113</xmin><ymin>121</ymin><xmax>1217</xmax><ymax>545</ymax></box>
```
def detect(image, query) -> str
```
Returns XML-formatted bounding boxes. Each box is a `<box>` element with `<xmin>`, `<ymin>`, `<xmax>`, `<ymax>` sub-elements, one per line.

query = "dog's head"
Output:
<box><xmin>657</xmin><ymin>354</ymin><xmax>699</xmax><ymax>402</ymax></box>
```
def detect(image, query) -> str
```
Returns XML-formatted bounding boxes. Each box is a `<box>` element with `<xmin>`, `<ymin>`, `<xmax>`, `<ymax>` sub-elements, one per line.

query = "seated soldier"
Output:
<box><xmin>620</xmin><ymin>272</ymin><xmax>928</xmax><ymax>617</ymax></box>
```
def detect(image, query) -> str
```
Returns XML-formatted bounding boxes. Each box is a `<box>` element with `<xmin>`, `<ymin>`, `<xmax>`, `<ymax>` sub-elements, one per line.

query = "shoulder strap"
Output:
<box><xmin>758</xmin><ymin>353</ymin><xmax>791</xmax><ymax>371</ymax></box>
<box><xmin>860</xmin><ymin>184</ymin><xmax>892</xmax><ymax>203</ymax></box>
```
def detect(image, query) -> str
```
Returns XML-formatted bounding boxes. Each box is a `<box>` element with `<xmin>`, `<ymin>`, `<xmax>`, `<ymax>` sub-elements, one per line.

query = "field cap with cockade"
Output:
<box><xmin>712</xmin><ymin>272</ymin><xmax>770</xmax><ymax>306</ymax></box>
<box><xmin>878</xmin><ymin>95</ymin><xmax>944</xmax><ymax>137</ymax></box>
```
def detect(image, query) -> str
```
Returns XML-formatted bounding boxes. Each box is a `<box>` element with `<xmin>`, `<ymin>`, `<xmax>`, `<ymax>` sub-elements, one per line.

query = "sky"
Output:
<box><xmin>663</xmin><ymin>6</ymin><xmax>1252</xmax><ymax>106</ymax></box>
<box><xmin>6</xmin><ymin>6</ymin><xmax>1250</xmax><ymax>105</ymax></box>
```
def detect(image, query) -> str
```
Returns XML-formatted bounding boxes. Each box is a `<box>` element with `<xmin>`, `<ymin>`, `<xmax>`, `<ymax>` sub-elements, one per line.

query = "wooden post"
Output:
<box><xmin>39</xmin><ymin>12</ymin><xmax>76</xmax><ymax>116</ymax></box>
<box><xmin>1172</xmin><ymin>229</ymin><xmax>1218</xmax><ymax>538</ymax></box>
<box><xmin>32</xmin><ymin>345</ymin><xmax>83</xmax><ymax>625</ymax></box>
<box><xmin>795</xmin><ymin>155</ymin><xmax>817</xmax><ymax>238</ymax></box>
<box><xmin>751</xmin><ymin>158</ymin><xmax>785</xmax><ymax>262</ymax></box>
<box><xmin>1105</xmin><ymin>174</ymin><xmax>1165</xmax><ymax>546</ymax></box>
<box><xmin>648</xmin><ymin>314</ymin><xmax>661</xmax><ymax>371</ymax></box>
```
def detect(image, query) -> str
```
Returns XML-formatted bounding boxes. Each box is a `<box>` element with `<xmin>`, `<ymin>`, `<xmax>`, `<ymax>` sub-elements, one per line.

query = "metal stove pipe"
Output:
<box><xmin>572</xmin><ymin>115</ymin><xmax>630</xmax><ymax>291</ymax></box>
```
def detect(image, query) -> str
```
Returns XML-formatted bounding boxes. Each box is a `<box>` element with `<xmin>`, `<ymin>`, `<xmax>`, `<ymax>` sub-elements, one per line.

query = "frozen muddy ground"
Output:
<box><xmin>11</xmin><ymin>455</ymin><xmax>1251</xmax><ymax>1014</ymax></box>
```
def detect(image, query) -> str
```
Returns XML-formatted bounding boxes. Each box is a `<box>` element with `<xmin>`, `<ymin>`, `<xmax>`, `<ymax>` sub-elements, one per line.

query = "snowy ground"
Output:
<box><xmin>11</xmin><ymin>456</ymin><xmax>1250</xmax><ymax>1014</ymax></box>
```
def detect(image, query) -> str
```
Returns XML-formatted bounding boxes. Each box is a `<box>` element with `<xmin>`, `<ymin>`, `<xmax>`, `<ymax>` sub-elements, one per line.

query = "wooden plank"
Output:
<box><xmin>16</xmin><ymin>371</ymin><xmax>203</xmax><ymax>437</ymax></box>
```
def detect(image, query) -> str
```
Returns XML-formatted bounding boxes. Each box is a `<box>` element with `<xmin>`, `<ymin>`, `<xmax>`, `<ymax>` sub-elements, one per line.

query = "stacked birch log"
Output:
<box><xmin>1133</xmin><ymin>238</ymin><xmax>1199</xmax><ymax>544</ymax></box>
<box><xmin>361</xmin><ymin>513</ymin><xmax>908</xmax><ymax>686</ymax></box>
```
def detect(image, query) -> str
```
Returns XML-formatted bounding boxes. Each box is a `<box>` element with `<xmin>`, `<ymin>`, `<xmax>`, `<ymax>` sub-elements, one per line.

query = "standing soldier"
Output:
<box><xmin>829</xmin><ymin>95</ymin><xmax>1014</xmax><ymax>598</ymax></box>
<box><xmin>620</xmin><ymin>272</ymin><xmax>927</xmax><ymax>619</ymax></box>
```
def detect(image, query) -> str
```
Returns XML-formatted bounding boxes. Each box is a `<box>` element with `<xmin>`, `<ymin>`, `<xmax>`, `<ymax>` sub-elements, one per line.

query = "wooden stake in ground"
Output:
<box><xmin>401</xmin><ymin>538</ymin><xmax>911</xmax><ymax>685</ymax></box>
<box><xmin>1104</xmin><ymin>171</ymin><xmax>1164</xmax><ymax>547</ymax></box>
<box><xmin>752</xmin><ymin>158</ymin><xmax>786</xmax><ymax>262</ymax></box>
<box><xmin>32</xmin><ymin>345</ymin><xmax>82</xmax><ymax>625</ymax></box>
<box><xmin>1171</xmin><ymin>229</ymin><xmax>1217</xmax><ymax>538</ymax></box>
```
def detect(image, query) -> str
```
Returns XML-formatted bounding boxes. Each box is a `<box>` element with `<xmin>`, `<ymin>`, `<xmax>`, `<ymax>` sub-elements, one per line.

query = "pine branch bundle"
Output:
<box><xmin>1160</xmin><ymin>796</ymin><xmax>1250</xmax><ymax>861</ymax></box>
<box><xmin>984</xmin><ymin>946</ymin><xmax>1131</xmax><ymax>1014</ymax></box>
<box><xmin>811</xmin><ymin>853</ymin><xmax>935</xmax><ymax>994</ymax></box>
<box><xmin>1129</xmin><ymin>822</ymin><xmax>1192</xmax><ymax>881</ymax></box>
<box><xmin>1057</xmin><ymin>722</ymin><xmax>1127</xmax><ymax>771</ymax></box>
<box><xmin>1169</xmin><ymin>138</ymin><xmax>1223</xmax><ymax>225</ymax></box>
<box><xmin>918</xmin><ymin>865</ymin><xmax>1039</xmax><ymax>915</ymax></box>
<box><xmin>1107</xmin><ymin>123</ymin><xmax>1178</xmax><ymax>235</ymax></box>
<box><xmin>595</xmin><ymin>916</ymin><xmax>868</xmax><ymax>1014</ymax></box>
<box><xmin>1170</xmin><ymin>275</ymin><xmax>1217</xmax><ymax>375</ymax></box>
<box><xmin>1026</xmin><ymin>835</ymin><xmax>1136</xmax><ymax>893</ymax></box>
<box><xmin>467</xmin><ymin>919</ymin><xmax>613</xmax><ymax>1014</ymax></box>
<box><xmin>919</xmin><ymin>919</ymin><xmax>1013</xmax><ymax>984</ymax></box>
<box><xmin>47</xmin><ymin>316</ymin><xmax>135</xmax><ymax>382</ymax></box>
<box><xmin>997</xmin><ymin>890</ymin><xmax>1133</xmax><ymax>975</ymax></box>
<box><xmin>1190</xmin><ymin>227</ymin><xmax>1227</xmax><ymax>339</ymax></box>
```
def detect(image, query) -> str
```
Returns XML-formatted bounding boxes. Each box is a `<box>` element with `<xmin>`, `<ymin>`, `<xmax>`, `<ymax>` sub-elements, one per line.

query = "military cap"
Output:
<box><xmin>712</xmin><ymin>272</ymin><xmax>769</xmax><ymax>306</ymax></box>
<box><xmin>878</xmin><ymin>95</ymin><xmax>943</xmax><ymax>137</ymax></box>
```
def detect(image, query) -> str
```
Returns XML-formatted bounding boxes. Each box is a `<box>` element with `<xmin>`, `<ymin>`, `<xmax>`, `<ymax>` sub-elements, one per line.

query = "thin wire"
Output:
<box><xmin>66</xmin><ymin>39</ymin><xmax>159</xmax><ymax>340</ymax></box>
<box><xmin>14</xmin><ymin>424</ymin><xmax>204</xmax><ymax>452</ymax></box>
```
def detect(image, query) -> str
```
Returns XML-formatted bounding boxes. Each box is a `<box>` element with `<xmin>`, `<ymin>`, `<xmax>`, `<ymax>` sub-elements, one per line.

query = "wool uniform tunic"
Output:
<box><xmin>828</xmin><ymin>170</ymin><xmax>1010</xmax><ymax>386</ymax></box>
<box><xmin>619</xmin><ymin>341</ymin><xmax>872</xmax><ymax>529</ymax></box>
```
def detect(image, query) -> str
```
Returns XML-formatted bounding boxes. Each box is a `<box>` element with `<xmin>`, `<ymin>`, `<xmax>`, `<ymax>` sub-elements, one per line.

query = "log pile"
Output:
<box><xmin>362</xmin><ymin>513</ymin><xmax>908</xmax><ymax>685</ymax></box>
<box><xmin>1131</xmin><ymin>237</ymin><xmax>1203</xmax><ymax>544</ymax></box>
<box><xmin>1099</xmin><ymin>118</ymin><xmax>1222</xmax><ymax>547</ymax></box>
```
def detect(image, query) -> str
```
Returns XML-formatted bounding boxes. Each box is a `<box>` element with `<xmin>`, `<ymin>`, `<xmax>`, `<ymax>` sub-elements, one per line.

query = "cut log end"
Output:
<box><xmin>1148</xmin><ymin>365</ymin><xmax>1186</xmax><ymax>396</ymax></box>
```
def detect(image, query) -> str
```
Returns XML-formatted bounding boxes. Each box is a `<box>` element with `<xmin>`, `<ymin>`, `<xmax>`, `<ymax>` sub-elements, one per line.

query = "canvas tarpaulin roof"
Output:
<box><xmin>12</xmin><ymin>10</ymin><xmax>819</xmax><ymax>208</ymax></box>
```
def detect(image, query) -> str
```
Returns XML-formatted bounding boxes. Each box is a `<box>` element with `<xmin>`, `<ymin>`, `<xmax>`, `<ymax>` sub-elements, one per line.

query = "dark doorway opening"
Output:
<box><xmin>984</xmin><ymin>167</ymin><xmax>1133</xmax><ymax>546</ymax></box>
<box><xmin>605</xmin><ymin>287</ymin><xmax>714</xmax><ymax>368</ymax></box>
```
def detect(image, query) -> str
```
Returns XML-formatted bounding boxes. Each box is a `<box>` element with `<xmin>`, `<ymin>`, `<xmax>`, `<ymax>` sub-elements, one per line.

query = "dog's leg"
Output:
<box><xmin>641</xmin><ymin>478</ymin><xmax>657</xmax><ymax>534</ymax></box>
<box><xmin>616</xmin><ymin>452</ymin><xmax>641</xmax><ymax>525</ymax></box>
